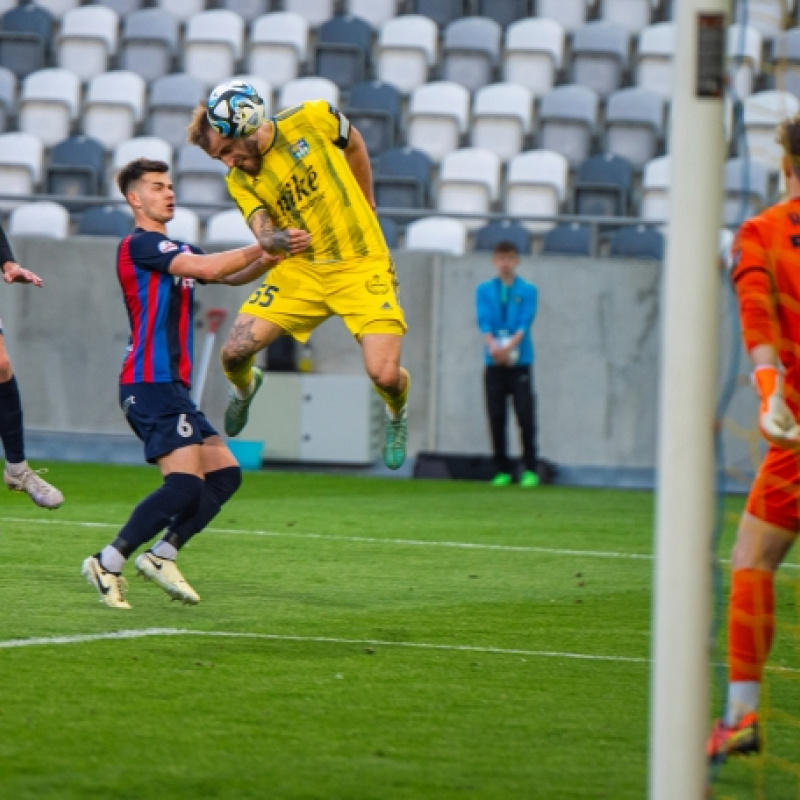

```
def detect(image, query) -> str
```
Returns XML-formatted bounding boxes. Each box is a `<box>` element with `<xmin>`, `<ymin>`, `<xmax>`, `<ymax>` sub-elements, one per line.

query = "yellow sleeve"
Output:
<box><xmin>300</xmin><ymin>99</ymin><xmax>352</xmax><ymax>149</ymax></box>
<box><xmin>226</xmin><ymin>170</ymin><xmax>268</xmax><ymax>224</ymax></box>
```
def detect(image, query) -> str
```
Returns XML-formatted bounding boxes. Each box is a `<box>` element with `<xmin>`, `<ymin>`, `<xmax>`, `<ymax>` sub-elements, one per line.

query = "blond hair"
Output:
<box><xmin>187</xmin><ymin>103</ymin><xmax>213</xmax><ymax>152</ymax></box>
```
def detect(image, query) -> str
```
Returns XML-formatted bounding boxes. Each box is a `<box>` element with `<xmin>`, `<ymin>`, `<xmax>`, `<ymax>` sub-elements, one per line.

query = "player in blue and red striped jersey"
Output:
<box><xmin>82</xmin><ymin>158</ymin><xmax>285</xmax><ymax>609</ymax></box>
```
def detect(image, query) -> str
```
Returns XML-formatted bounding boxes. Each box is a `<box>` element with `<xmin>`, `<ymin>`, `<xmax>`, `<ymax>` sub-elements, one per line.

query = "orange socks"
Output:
<box><xmin>729</xmin><ymin>568</ymin><xmax>775</xmax><ymax>682</ymax></box>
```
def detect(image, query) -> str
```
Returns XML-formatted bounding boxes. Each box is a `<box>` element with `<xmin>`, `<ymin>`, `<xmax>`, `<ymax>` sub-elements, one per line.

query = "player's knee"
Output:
<box><xmin>370</xmin><ymin>362</ymin><xmax>402</xmax><ymax>392</ymax></box>
<box><xmin>164</xmin><ymin>472</ymin><xmax>205</xmax><ymax>515</ymax></box>
<box><xmin>204</xmin><ymin>465</ymin><xmax>242</xmax><ymax>506</ymax></box>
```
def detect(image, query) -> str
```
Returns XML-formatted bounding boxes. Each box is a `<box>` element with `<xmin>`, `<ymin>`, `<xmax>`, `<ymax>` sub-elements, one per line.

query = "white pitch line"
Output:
<box><xmin>0</xmin><ymin>516</ymin><xmax>652</xmax><ymax>561</ymax></box>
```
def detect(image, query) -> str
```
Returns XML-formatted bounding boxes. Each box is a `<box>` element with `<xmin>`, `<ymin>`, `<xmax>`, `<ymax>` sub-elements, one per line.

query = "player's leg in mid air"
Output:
<box><xmin>0</xmin><ymin>332</ymin><xmax>63</xmax><ymax>509</ymax></box>
<box><xmin>136</xmin><ymin>436</ymin><xmax>241</xmax><ymax>604</ymax></box>
<box><xmin>221</xmin><ymin>314</ymin><xmax>284</xmax><ymax>437</ymax></box>
<box><xmin>361</xmin><ymin>331</ymin><xmax>410</xmax><ymax>470</ymax></box>
<box><xmin>708</xmin><ymin>495</ymin><xmax>796</xmax><ymax>763</ymax></box>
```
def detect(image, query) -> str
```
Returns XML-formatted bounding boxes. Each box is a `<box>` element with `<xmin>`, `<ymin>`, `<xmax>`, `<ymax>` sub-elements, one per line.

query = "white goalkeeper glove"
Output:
<box><xmin>753</xmin><ymin>365</ymin><xmax>800</xmax><ymax>449</ymax></box>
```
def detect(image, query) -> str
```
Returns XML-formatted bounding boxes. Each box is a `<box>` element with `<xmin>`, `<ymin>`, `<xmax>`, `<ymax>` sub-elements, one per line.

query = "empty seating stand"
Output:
<box><xmin>573</xmin><ymin>153</ymin><xmax>633</xmax><ymax>218</ymax></box>
<box><xmin>442</xmin><ymin>17</ymin><xmax>502</xmax><ymax>92</ymax></box>
<box><xmin>347</xmin><ymin>81</ymin><xmax>401</xmax><ymax>157</ymax></box>
<box><xmin>315</xmin><ymin>14</ymin><xmax>372</xmax><ymax>91</ymax></box>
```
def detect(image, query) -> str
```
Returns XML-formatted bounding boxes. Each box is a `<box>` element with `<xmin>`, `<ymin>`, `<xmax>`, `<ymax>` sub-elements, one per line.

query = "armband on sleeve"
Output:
<box><xmin>328</xmin><ymin>104</ymin><xmax>351</xmax><ymax>149</ymax></box>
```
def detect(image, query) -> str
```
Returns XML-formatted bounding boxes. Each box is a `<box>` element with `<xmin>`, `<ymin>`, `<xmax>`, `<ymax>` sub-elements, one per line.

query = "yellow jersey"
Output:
<box><xmin>226</xmin><ymin>99</ymin><xmax>389</xmax><ymax>265</ymax></box>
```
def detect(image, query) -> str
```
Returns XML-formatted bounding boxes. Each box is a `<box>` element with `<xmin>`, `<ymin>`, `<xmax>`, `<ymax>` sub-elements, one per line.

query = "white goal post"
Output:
<box><xmin>650</xmin><ymin>0</ymin><xmax>728</xmax><ymax>798</ymax></box>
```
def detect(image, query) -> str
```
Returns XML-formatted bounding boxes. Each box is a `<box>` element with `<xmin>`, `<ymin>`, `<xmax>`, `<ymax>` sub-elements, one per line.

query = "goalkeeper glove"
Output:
<box><xmin>753</xmin><ymin>365</ymin><xmax>800</xmax><ymax>449</ymax></box>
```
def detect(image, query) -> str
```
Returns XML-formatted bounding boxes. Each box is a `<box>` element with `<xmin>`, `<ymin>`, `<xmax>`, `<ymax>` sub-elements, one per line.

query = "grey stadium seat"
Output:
<box><xmin>120</xmin><ymin>9</ymin><xmax>179</xmax><ymax>83</ymax></box>
<box><xmin>608</xmin><ymin>226</ymin><xmax>664</xmax><ymax>260</ymax></box>
<box><xmin>571</xmin><ymin>21</ymin><xmax>630</xmax><ymax>98</ymax></box>
<box><xmin>175</xmin><ymin>144</ymin><xmax>230</xmax><ymax>210</ymax></box>
<box><xmin>78</xmin><ymin>205</ymin><xmax>133</xmax><ymax>237</ymax></box>
<box><xmin>0</xmin><ymin>5</ymin><xmax>53</xmax><ymax>80</ymax></box>
<box><xmin>541</xmin><ymin>223</ymin><xmax>592</xmax><ymax>256</ymax></box>
<box><xmin>148</xmin><ymin>73</ymin><xmax>206</xmax><ymax>150</ymax></box>
<box><xmin>411</xmin><ymin>0</ymin><xmax>467</xmax><ymax>28</ymax></box>
<box><xmin>442</xmin><ymin>17</ymin><xmax>502</xmax><ymax>92</ymax></box>
<box><xmin>573</xmin><ymin>153</ymin><xmax>633</xmax><ymax>218</ymax></box>
<box><xmin>314</xmin><ymin>14</ymin><xmax>372</xmax><ymax>91</ymax></box>
<box><xmin>604</xmin><ymin>87</ymin><xmax>665</xmax><ymax>169</ymax></box>
<box><xmin>538</xmin><ymin>84</ymin><xmax>599</xmax><ymax>167</ymax></box>
<box><xmin>475</xmin><ymin>219</ymin><xmax>531</xmax><ymax>254</ymax></box>
<box><xmin>723</xmin><ymin>157</ymin><xmax>771</xmax><ymax>226</ymax></box>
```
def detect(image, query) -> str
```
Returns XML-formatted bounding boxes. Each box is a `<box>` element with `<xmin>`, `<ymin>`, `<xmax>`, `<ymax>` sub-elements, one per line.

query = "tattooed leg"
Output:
<box><xmin>221</xmin><ymin>314</ymin><xmax>284</xmax><ymax>391</ymax></box>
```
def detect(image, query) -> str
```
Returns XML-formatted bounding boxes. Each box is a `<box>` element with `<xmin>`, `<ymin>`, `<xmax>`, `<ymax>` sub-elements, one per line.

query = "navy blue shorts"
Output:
<box><xmin>120</xmin><ymin>382</ymin><xmax>219</xmax><ymax>464</ymax></box>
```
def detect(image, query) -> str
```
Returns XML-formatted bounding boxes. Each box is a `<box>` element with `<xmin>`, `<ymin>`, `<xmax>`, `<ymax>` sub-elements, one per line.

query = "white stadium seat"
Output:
<box><xmin>538</xmin><ymin>84</ymin><xmax>599</xmax><ymax>167</ymax></box>
<box><xmin>345</xmin><ymin>0</ymin><xmax>398</xmax><ymax>29</ymax></box>
<box><xmin>166</xmin><ymin>207</ymin><xmax>200</xmax><ymax>243</ymax></box>
<box><xmin>600</xmin><ymin>0</ymin><xmax>652</xmax><ymax>35</ymax></box>
<box><xmin>206</xmin><ymin>209</ymin><xmax>256</xmax><ymax>244</ymax></box>
<box><xmin>636</xmin><ymin>23</ymin><xmax>676</xmax><ymax>98</ymax></box>
<box><xmin>19</xmin><ymin>68</ymin><xmax>80</xmax><ymax>148</ymax></box>
<box><xmin>405</xmin><ymin>217</ymin><xmax>467</xmax><ymax>255</ymax></box>
<box><xmin>175</xmin><ymin>144</ymin><xmax>229</xmax><ymax>207</ymax></box>
<box><xmin>249</xmin><ymin>12</ymin><xmax>309</xmax><ymax>91</ymax></box>
<box><xmin>155</xmin><ymin>0</ymin><xmax>204</xmax><ymax>24</ymax></box>
<box><xmin>84</xmin><ymin>71</ymin><xmax>146</xmax><ymax>151</ymax></box>
<box><xmin>472</xmin><ymin>83</ymin><xmax>533</xmax><ymax>161</ymax></box>
<box><xmin>278</xmin><ymin>77</ymin><xmax>339</xmax><ymax>111</ymax></box>
<box><xmin>437</xmin><ymin>148</ymin><xmax>500</xmax><ymax>230</ymax></box>
<box><xmin>744</xmin><ymin>90</ymin><xmax>800</xmax><ymax>171</ymax></box>
<box><xmin>57</xmin><ymin>6</ymin><xmax>118</xmax><ymax>82</ymax></box>
<box><xmin>407</xmin><ymin>81</ymin><xmax>470</xmax><ymax>164</ymax></box>
<box><xmin>734</xmin><ymin>0</ymin><xmax>791</xmax><ymax>41</ymax></box>
<box><xmin>503</xmin><ymin>18</ymin><xmax>564</xmax><ymax>97</ymax></box>
<box><xmin>537</xmin><ymin>0</ymin><xmax>590</xmax><ymax>34</ymax></box>
<box><xmin>35</xmin><ymin>0</ymin><xmax>79</xmax><ymax>20</ymax></box>
<box><xmin>0</xmin><ymin>132</ymin><xmax>44</xmax><ymax>209</ymax></box>
<box><xmin>641</xmin><ymin>155</ymin><xmax>671</xmax><ymax>222</ymax></box>
<box><xmin>377</xmin><ymin>15</ymin><xmax>438</xmax><ymax>95</ymax></box>
<box><xmin>110</xmin><ymin>137</ymin><xmax>172</xmax><ymax>197</ymax></box>
<box><xmin>9</xmin><ymin>201</ymin><xmax>69</xmax><ymax>238</ymax></box>
<box><xmin>284</xmin><ymin>0</ymin><xmax>335</xmax><ymax>28</ymax></box>
<box><xmin>506</xmin><ymin>149</ymin><xmax>569</xmax><ymax>233</ymax></box>
<box><xmin>184</xmin><ymin>10</ymin><xmax>245</xmax><ymax>90</ymax></box>
<box><xmin>728</xmin><ymin>23</ymin><xmax>762</xmax><ymax>100</ymax></box>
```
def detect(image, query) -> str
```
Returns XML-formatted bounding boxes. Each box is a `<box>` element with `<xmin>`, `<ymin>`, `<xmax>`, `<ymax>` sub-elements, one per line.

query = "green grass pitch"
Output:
<box><xmin>0</xmin><ymin>463</ymin><xmax>798</xmax><ymax>799</ymax></box>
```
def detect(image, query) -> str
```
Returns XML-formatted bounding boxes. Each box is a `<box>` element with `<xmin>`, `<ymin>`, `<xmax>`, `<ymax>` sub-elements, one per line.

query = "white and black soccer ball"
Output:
<box><xmin>206</xmin><ymin>81</ymin><xmax>266</xmax><ymax>138</ymax></box>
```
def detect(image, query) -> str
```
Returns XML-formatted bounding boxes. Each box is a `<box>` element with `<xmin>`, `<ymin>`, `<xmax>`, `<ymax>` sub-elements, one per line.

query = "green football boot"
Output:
<box><xmin>224</xmin><ymin>367</ymin><xmax>263</xmax><ymax>438</ymax></box>
<box><xmin>383</xmin><ymin>408</ymin><xmax>408</xmax><ymax>470</ymax></box>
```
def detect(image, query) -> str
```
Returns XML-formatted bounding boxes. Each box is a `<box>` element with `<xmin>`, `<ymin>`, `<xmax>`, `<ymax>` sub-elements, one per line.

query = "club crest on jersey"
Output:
<box><xmin>159</xmin><ymin>240</ymin><xmax>178</xmax><ymax>253</ymax></box>
<box><xmin>290</xmin><ymin>138</ymin><xmax>311</xmax><ymax>161</ymax></box>
<box><xmin>366</xmin><ymin>274</ymin><xmax>390</xmax><ymax>295</ymax></box>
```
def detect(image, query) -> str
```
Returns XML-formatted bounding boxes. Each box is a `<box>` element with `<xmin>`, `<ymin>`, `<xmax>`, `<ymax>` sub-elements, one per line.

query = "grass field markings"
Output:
<box><xmin>0</xmin><ymin>516</ymin><xmax>654</xmax><ymax>561</ymax></box>
<box><xmin>0</xmin><ymin>626</ymin><xmax>650</xmax><ymax>664</ymax></box>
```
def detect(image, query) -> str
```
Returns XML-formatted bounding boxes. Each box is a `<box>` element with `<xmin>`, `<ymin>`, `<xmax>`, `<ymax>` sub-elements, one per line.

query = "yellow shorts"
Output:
<box><xmin>239</xmin><ymin>255</ymin><xmax>407</xmax><ymax>343</ymax></box>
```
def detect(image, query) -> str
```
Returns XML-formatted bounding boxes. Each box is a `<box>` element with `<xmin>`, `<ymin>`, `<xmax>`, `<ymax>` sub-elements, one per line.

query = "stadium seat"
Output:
<box><xmin>377</xmin><ymin>214</ymin><xmax>398</xmax><ymax>248</ymax></box>
<box><xmin>771</xmin><ymin>29</ymin><xmax>800</xmax><ymax>100</ymax></box>
<box><xmin>641</xmin><ymin>155</ymin><xmax>670</xmax><ymax>222</ymax></box>
<box><xmin>0</xmin><ymin>5</ymin><xmax>53</xmax><ymax>80</ymax></box>
<box><xmin>541</xmin><ymin>223</ymin><xmax>593</xmax><ymax>256</ymax></box>
<box><xmin>0</xmin><ymin>132</ymin><xmax>43</xmax><ymax>208</ymax></box>
<box><xmin>0</xmin><ymin>66</ymin><xmax>14</xmax><ymax>133</ymax></box>
<box><xmin>278</xmin><ymin>77</ymin><xmax>339</xmax><ymax>111</ymax></box>
<box><xmin>374</xmin><ymin>146</ymin><xmax>432</xmax><ymax>212</ymax></box>
<box><xmin>35</xmin><ymin>0</ymin><xmax>78</xmax><ymax>20</ymax></box>
<box><xmin>474</xmin><ymin>219</ymin><xmax>532</xmax><ymax>254</ymax></box>
<box><xmin>184</xmin><ymin>10</ymin><xmax>244</xmax><ymax>90</ymax></box>
<box><xmin>175</xmin><ymin>144</ymin><xmax>230</xmax><ymax>208</ymax></box>
<box><xmin>503</xmin><ymin>18</ymin><xmax>564</xmax><ymax>97</ymax></box>
<box><xmin>407</xmin><ymin>81</ymin><xmax>470</xmax><ymax>163</ymax></box>
<box><xmin>345</xmin><ymin>0</ymin><xmax>398</xmax><ymax>29</ymax></box>
<box><xmin>19</xmin><ymin>68</ymin><xmax>79</xmax><ymax>148</ymax></box>
<box><xmin>743</xmin><ymin>90</ymin><xmax>800</xmax><ymax>171</ymax></box>
<box><xmin>206</xmin><ymin>209</ymin><xmax>256</xmax><ymax>244</ymax></box>
<box><xmin>723</xmin><ymin>157</ymin><xmax>771</xmax><ymax>226</ymax></box>
<box><xmin>728</xmin><ymin>24</ymin><xmax>762</xmax><ymax>100</ymax></box>
<box><xmin>284</xmin><ymin>0</ymin><xmax>335</xmax><ymax>28</ymax></box>
<box><xmin>573</xmin><ymin>153</ymin><xmax>633</xmax><ymax>217</ymax></box>
<box><xmin>604</xmin><ymin>88</ymin><xmax>665</xmax><ymax>169</ymax></box>
<box><xmin>734</xmin><ymin>0</ymin><xmax>787</xmax><ymax>41</ymax></box>
<box><xmin>719</xmin><ymin>228</ymin><xmax>735</xmax><ymax>270</ymax></box>
<box><xmin>377</xmin><ymin>15</ymin><xmax>437</xmax><ymax>95</ymax></box>
<box><xmin>96</xmin><ymin>0</ymin><xmax>143</xmax><ymax>16</ymax></box>
<box><xmin>314</xmin><ymin>15</ymin><xmax>372</xmax><ymax>91</ymax></box>
<box><xmin>0</xmin><ymin>0</ymin><xmax>13</xmax><ymax>13</ymax></box>
<box><xmin>506</xmin><ymin>149</ymin><xmax>568</xmax><ymax>233</ymax></box>
<box><xmin>636</xmin><ymin>22</ymin><xmax>676</xmax><ymax>98</ymax></box>
<box><xmin>9</xmin><ymin>200</ymin><xmax>69</xmax><ymax>238</ymax></box>
<box><xmin>571</xmin><ymin>21</ymin><xmax>630</xmax><ymax>99</ymax></box>
<box><xmin>411</xmin><ymin>0</ymin><xmax>467</xmax><ymax>28</ymax></box>
<box><xmin>57</xmin><ymin>6</ymin><xmax>118</xmax><ymax>83</ymax></box>
<box><xmin>155</xmin><ymin>0</ymin><xmax>203</xmax><ymax>24</ymax></box>
<box><xmin>77</xmin><ymin>205</ymin><xmax>133</xmax><ymax>237</ymax></box>
<box><xmin>442</xmin><ymin>17</ymin><xmax>502</xmax><ymax>92</ymax></box>
<box><xmin>538</xmin><ymin>84</ymin><xmax>599</xmax><ymax>168</ymax></box>
<box><xmin>436</xmin><ymin>147</ymin><xmax>500</xmax><ymax>229</ymax></box>
<box><xmin>110</xmin><ymin>137</ymin><xmax>172</xmax><ymax>197</ymax></box>
<box><xmin>84</xmin><ymin>71</ymin><xmax>146</xmax><ymax>151</ymax></box>
<box><xmin>166</xmin><ymin>207</ymin><xmax>200</xmax><ymax>243</ymax></box>
<box><xmin>120</xmin><ymin>9</ymin><xmax>179</xmax><ymax>83</ymax></box>
<box><xmin>608</xmin><ymin>225</ymin><xmax>664</xmax><ymax>260</ymax></box>
<box><xmin>537</xmin><ymin>0</ymin><xmax>589</xmax><ymax>34</ymax></box>
<box><xmin>478</xmin><ymin>0</ymin><xmax>530</xmax><ymax>29</ymax></box>
<box><xmin>148</xmin><ymin>73</ymin><xmax>206</xmax><ymax>151</ymax></box>
<box><xmin>347</xmin><ymin>80</ymin><xmax>401</xmax><ymax>157</ymax></box>
<box><xmin>47</xmin><ymin>134</ymin><xmax>106</xmax><ymax>198</ymax></box>
<box><xmin>249</xmin><ymin>13</ymin><xmax>309</xmax><ymax>91</ymax></box>
<box><xmin>219</xmin><ymin>0</ymin><xmax>267</xmax><ymax>24</ymax></box>
<box><xmin>472</xmin><ymin>82</ymin><xmax>533</xmax><ymax>161</ymax></box>
<box><xmin>599</xmin><ymin>0</ymin><xmax>652</xmax><ymax>35</ymax></box>
<box><xmin>405</xmin><ymin>216</ymin><xmax>467</xmax><ymax>255</ymax></box>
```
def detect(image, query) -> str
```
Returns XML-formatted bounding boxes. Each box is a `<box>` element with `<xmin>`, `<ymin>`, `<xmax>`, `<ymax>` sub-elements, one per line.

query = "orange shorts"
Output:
<box><xmin>746</xmin><ymin>445</ymin><xmax>800</xmax><ymax>532</ymax></box>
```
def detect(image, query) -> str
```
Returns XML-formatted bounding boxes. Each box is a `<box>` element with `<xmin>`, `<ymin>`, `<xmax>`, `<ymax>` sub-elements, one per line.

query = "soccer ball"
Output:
<box><xmin>206</xmin><ymin>81</ymin><xmax>266</xmax><ymax>138</ymax></box>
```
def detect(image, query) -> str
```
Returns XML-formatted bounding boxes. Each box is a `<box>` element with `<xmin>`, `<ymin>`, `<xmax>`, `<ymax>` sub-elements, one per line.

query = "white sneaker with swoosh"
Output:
<box><xmin>81</xmin><ymin>556</ymin><xmax>131</xmax><ymax>609</ymax></box>
<box><xmin>135</xmin><ymin>552</ymin><xmax>200</xmax><ymax>605</ymax></box>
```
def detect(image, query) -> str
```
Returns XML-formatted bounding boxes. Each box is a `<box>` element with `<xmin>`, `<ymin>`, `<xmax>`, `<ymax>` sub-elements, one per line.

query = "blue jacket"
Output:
<box><xmin>476</xmin><ymin>276</ymin><xmax>538</xmax><ymax>366</ymax></box>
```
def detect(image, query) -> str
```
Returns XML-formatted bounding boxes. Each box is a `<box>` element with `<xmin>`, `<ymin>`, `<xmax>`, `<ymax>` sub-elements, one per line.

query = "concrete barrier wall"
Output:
<box><xmin>4</xmin><ymin>237</ymin><xmax>759</xmax><ymax>484</ymax></box>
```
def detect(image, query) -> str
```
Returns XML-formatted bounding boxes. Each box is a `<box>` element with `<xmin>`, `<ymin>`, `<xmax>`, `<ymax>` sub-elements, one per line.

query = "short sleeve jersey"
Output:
<box><xmin>117</xmin><ymin>228</ymin><xmax>203</xmax><ymax>388</ymax></box>
<box><xmin>226</xmin><ymin>99</ymin><xmax>388</xmax><ymax>265</ymax></box>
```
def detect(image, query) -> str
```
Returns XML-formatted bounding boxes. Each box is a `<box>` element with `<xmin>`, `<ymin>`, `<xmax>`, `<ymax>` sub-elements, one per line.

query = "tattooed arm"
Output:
<box><xmin>249</xmin><ymin>210</ymin><xmax>311</xmax><ymax>255</ymax></box>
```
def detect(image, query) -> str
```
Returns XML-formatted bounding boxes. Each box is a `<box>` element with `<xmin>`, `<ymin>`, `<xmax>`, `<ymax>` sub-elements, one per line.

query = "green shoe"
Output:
<box><xmin>491</xmin><ymin>473</ymin><xmax>512</xmax><ymax>486</ymax></box>
<box><xmin>520</xmin><ymin>471</ymin><xmax>540</xmax><ymax>488</ymax></box>
<box><xmin>383</xmin><ymin>408</ymin><xmax>407</xmax><ymax>470</ymax></box>
<box><xmin>224</xmin><ymin>367</ymin><xmax>263</xmax><ymax>438</ymax></box>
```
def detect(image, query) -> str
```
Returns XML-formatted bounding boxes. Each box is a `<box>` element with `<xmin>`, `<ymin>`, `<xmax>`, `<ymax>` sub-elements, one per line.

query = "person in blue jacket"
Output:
<box><xmin>476</xmin><ymin>241</ymin><xmax>539</xmax><ymax>487</ymax></box>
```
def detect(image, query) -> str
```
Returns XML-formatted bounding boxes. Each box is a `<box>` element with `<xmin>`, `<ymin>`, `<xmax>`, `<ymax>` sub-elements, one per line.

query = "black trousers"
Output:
<box><xmin>484</xmin><ymin>365</ymin><xmax>538</xmax><ymax>474</ymax></box>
